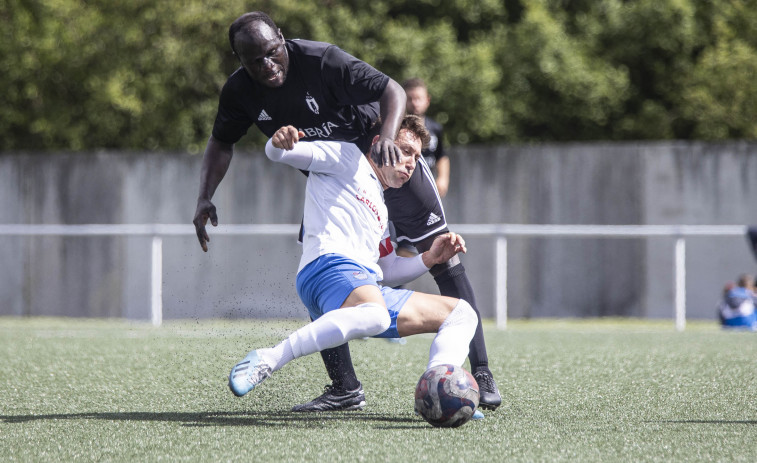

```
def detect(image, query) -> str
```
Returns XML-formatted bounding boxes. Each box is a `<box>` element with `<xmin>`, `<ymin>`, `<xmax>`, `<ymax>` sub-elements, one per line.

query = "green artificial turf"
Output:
<box><xmin>1</xmin><ymin>317</ymin><xmax>755</xmax><ymax>462</ymax></box>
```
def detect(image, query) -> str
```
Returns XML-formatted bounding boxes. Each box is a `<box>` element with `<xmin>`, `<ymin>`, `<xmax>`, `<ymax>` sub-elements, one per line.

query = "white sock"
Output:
<box><xmin>261</xmin><ymin>340</ymin><xmax>295</xmax><ymax>373</ymax></box>
<box><xmin>427</xmin><ymin>300</ymin><xmax>477</xmax><ymax>369</ymax></box>
<box><xmin>260</xmin><ymin>302</ymin><xmax>390</xmax><ymax>372</ymax></box>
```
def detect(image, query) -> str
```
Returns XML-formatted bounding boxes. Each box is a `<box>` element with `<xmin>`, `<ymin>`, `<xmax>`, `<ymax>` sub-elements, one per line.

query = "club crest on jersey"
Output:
<box><xmin>305</xmin><ymin>93</ymin><xmax>319</xmax><ymax>114</ymax></box>
<box><xmin>352</xmin><ymin>271</ymin><xmax>368</xmax><ymax>280</ymax></box>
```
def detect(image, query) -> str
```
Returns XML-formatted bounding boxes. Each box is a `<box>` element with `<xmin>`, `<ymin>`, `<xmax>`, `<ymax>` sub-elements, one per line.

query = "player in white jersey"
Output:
<box><xmin>228</xmin><ymin>116</ymin><xmax>478</xmax><ymax>406</ymax></box>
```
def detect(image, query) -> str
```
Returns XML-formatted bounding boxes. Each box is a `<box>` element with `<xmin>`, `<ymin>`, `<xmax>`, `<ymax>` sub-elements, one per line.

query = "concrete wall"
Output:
<box><xmin>2</xmin><ymin>141</ymin><xmax>756</xmax><ymax>321</ymax></box>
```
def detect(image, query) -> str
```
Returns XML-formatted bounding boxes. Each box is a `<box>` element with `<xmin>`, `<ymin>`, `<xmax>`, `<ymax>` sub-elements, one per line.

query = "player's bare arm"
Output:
<box><xmin>370</xmin><ymin>79</ymin><xmax>406</xmax><ymax>167</ymax></box>
<box><xmin>193</xmin><ymin>135</ymin><xmax>234</xmax><ymax>252</ymax></box>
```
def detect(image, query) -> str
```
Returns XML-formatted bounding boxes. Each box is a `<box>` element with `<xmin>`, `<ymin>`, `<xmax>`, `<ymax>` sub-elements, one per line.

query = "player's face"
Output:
<box><xmin>380</xmin><ymin>129</ymin><xmax>422</xmax><ymax>189</ymax></box>
<box><xmin>235</xmin><ymin>24</ymin><xmax>289</xmax><ymax>88</ymax></box>
<box><xmin>406</xmin><ymin>87</ymin><xmax>430</xmax><ymax>116</ymax></box>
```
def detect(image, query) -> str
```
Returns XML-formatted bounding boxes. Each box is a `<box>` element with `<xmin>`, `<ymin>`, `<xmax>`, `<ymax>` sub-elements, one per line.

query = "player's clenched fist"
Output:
<box><xmin>271</xmin><ymin>126</ymin><xmax>305</xmax><ymax>150</ymax></box>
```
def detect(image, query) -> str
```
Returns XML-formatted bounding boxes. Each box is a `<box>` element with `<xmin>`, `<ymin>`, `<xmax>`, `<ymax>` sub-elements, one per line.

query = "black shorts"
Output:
<box><xmin>384</xmin><ymin>157</ymin><xmax>448</xmax><ymax>245</ymax></box>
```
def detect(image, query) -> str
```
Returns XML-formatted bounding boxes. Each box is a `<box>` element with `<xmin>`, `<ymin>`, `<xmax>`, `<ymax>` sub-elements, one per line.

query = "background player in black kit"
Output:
<box><xmin>403</xmin><ymin>78</ymin><xmax>449</xmax><ymax>198</ymax></box>
<box><xmin>193</xmin><ymin>11</ymin><xmax>501</xmax><ymax>413</ymax></box>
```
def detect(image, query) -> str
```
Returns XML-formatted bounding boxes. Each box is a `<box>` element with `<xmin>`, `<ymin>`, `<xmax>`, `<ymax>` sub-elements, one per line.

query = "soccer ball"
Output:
<box><xmin>414</xmin><ymin>364</ymin><xmax>479</xmax><ymax>428</ymax></box>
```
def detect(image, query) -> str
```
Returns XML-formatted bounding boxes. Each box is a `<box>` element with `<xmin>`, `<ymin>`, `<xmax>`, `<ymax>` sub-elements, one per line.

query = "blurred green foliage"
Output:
<box><xmin>2</xmin><ymin>0</ymin><xmax>757</xmax><ymax>151</ymax></box>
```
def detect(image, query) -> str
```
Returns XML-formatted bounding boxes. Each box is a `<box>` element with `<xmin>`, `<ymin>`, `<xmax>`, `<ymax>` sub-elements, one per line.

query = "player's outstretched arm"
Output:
<box><xmin>265</xmin><ymin>126</ymin><xmax>313</xmax><ymax>170</ymax></box>
<box><xmin>378</xmin><ymin>233</ymin><xmax>466</xmax><ymax>287</ymax></box>
<box><xmin>193</xmin><ymin>136</ymin><xmax>234</xmax><ymax>252</ymax></box>
<box><xmin>370</xmin><ymin>78</ymin><xmax>406</xmax><ymax>167</ymax></box>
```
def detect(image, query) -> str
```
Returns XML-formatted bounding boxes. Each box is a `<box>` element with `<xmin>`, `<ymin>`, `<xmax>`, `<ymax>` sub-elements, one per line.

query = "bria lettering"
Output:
<box><xmin>300</xmin><ymin>121</ymin><xmax>339</xmax><ymax>139</ymax></box>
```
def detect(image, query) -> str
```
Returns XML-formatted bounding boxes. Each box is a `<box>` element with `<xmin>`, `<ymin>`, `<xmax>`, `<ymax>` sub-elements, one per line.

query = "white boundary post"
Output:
<box><xmin>151</xmin><ymin>235</ymin><xmax>163</xmax><ymax>327</ymax></box>
<box><xmin>674</xmin><ymin>237</ymin><xmax>686</xmax><ymax>332</ymax></box>
<box><xmin>495</xmin><ymin>236</ymin><xmax>508</xmax><ymax>330</ymax></box>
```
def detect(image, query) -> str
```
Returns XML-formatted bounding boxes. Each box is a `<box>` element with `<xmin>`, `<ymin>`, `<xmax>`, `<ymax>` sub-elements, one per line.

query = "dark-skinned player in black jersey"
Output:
<box><xmin>192</xmin><ymin>11</ymin><xmax>501</xmax><ymax>413</ymax></box>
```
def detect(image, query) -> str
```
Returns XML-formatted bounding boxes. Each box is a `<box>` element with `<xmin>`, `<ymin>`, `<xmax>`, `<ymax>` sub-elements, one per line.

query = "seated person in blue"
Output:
<box><xmin>717</xmin><ymin>274</ymin><xmax>757</xmax><ymax>330</ymax></box>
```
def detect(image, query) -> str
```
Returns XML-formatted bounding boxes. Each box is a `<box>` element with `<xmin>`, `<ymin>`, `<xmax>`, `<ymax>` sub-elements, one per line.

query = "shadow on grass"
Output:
<box><xmin>651</xmin><ymin>420</ymin><xmax>757</xmax><ymax>425</ymax></box>
<box><xmin>0</xmin><ymin>410</ymin><xmax>427</xmax><ymax>429</ymax></box>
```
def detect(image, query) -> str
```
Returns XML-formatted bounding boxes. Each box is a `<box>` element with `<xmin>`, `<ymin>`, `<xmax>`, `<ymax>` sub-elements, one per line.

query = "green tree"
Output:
<box><xmin>0</xmin><ymin>0</ymin><xmax>243</xmax><ymax>151</ymax></box>
<box><xmin>679</xmin><ymin>1</ymin><xmax>757</xmax><ymax>139</ymax></box>
<box><xmin>496</xmin><ymin>1</ymin><xmax>630</xmax><ymax>141</ymax></box>
<box><xmin>3</xmin><ymin>0</ymin><xmax>757</xmax><ymax>151</ymax></box>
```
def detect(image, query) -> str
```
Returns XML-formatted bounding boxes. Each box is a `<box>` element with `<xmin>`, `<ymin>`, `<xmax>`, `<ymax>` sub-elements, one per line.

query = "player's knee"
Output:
<box><xmin>355</xmin><ymin>302</ymin><xmax>391</xmax><ymax>336</ymax></box>
<box><xmin>450</xmin><ymin>299</ymin><xmax>477</xmax><ymax>330</ymax></box>
<box><xmin>436</xmin><ymin>299</ymin><xmax>476</xmax><ymax>338</ymax></box>
<box><xmin>432</xmin><ymin>299</ymin><xmax>477</xmax><ymax>345</ymax></box>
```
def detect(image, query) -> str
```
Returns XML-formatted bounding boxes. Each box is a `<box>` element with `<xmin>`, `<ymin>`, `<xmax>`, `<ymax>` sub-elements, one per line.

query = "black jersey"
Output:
<box><xmin>422</xmin><ymin>116</ymin><xmax>445</xmax><ymax>169</ymax></box>
<box><xmin>212</xmin><ymin>39</ymin><xmax>389</xmax><ymax>152</ymax></box>
<box><xmin>384</xmin><ymin>155</ymin><xmax>448</xmax><ymax>245</ymax></box>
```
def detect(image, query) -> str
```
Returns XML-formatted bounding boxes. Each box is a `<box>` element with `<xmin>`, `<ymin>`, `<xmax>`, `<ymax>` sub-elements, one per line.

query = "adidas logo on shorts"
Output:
<box><xmin>426</xmin><ymin>213</ymin><xmax>441</xmax><ymax>226</ymax></box>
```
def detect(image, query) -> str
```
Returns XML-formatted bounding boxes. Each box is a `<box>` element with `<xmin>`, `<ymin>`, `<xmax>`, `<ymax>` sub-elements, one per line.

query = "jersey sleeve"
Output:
<box><xmin>211</xmin><ymin>73</ymin><xmax>255</xmax><ymax>144</ymax></box>
<box><xmin>378</xmin><ymin>247</ymin><xmax>429</xmax><ymax>287</ymax></box>
<box><xmin>306</xmin><ymin>140</ymin><xmax>364</xmax><ymax>176</ymax></box>
<box><xmin>321</xmin><ymin>46</ymin><xmax>389</xmax><ymax>106</ymax></box>
<box><xmin>265</xmin><ymin>138</ymin><xmax>315</xmax><ymax>170</ymax></box>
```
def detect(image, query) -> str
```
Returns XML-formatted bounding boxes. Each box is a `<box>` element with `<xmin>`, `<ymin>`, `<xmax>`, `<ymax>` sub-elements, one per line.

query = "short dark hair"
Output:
<box><xmin>402</xmin><ymin>77</ymin><xmax>427</xmax><ymax>92</ymax></box>
<box><xmin>400</xmin><ymin>114</ymin><xmax>430</xmax><ymax>149</ymax></box>
<box><xmin>737</xmin><ymin>274</ymin><xmax>754</xmax><ymax>287</ymax></box>
<box><xmin>229</xmin><ymin>11</ymin><xmax>278</xmax><ymax>56</ymax></box>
